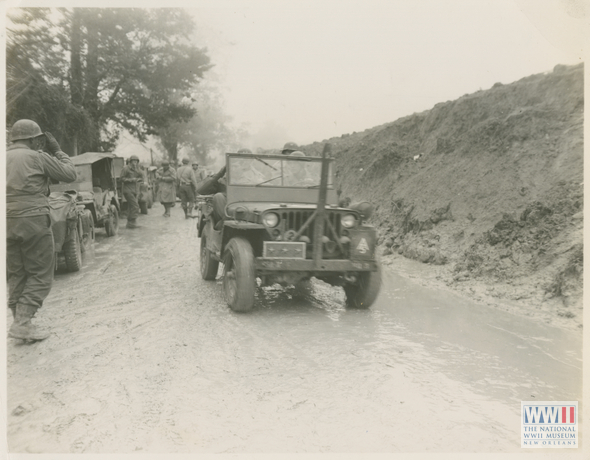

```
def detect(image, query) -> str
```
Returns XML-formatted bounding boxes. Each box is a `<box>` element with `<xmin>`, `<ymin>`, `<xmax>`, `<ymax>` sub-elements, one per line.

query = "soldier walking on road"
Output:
<box><xmin>177</xmin><ymin>158</ymin><xmax>199</xmax><ymax>219</ymax></box>
<box><xmin>6</xmin><ymin>119</ymin><xmax>77</xmax><ymax>341</ymax></box>
<box><xmin>192</xmin><ymin>161</ymin><xmax>207</xmax><ymax>182</ymax></box>
<box><xmin>157</xmin><ymin>160</ymin><xmax>177</xmax><ymax>217</ymax></box>
<box><xmin>120</xmin><ymin>154</ymin><xmax>143</xmax><ymax>229</ymax></box>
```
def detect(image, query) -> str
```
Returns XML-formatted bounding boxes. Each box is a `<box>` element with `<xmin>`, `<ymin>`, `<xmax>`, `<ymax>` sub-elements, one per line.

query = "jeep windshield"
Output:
<box><xmin>228</xmin><ymin>155</ymin><xmax>333</xmax><ymax>188</ymax></box>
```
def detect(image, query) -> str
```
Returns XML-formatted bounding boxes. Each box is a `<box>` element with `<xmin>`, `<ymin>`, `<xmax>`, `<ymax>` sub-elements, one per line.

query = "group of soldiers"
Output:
<box><xmin>5</xmin><ymin>116</ymin><xmax>303</xmax><ymax>342</ymax></box>
<box><xmin>120</xmin><ymin>156</ymin><xmax>208</xmax><ymax>229</ymax></box>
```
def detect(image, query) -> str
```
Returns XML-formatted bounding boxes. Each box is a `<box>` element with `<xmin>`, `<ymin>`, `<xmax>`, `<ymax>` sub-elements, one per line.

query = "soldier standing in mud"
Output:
<box><xmin>120</xmin><ymin>154</ymin><xmax>143</xmax><ymax>229</ymax></box>
<box><xmin>157</xmin><ymin>160</ymin><xmax>177</xmax><ymax>217</ymax></box>
<box><xmin>6</xmin><ymin>119</ymin><xmax>77</xmax><ymax>341</ymax></box>
<box><xmin>176</xmin><ymin>158</ymin><xmax>199</xmax><ymax>219</ymax></box>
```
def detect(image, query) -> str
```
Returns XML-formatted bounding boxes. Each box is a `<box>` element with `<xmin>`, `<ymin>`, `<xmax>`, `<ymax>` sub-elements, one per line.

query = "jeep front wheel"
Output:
<box><xmin>344</xmin><ymin>265</ymin><xmax>382</xmax><ymax>309</ymax></box>
<box><xmin>223</xmin><ymin>237</ymin><xmax>255</xmax><ymax>312</ymax></box>
<box><xmin>200</xmin><ymin>233</ymin><xmax>219</xmax><ymax>280</ymax></box>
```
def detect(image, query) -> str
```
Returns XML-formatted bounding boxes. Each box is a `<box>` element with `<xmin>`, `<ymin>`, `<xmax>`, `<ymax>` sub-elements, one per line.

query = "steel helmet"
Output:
<box><xmin>10</xmin><ymin>119</ymin><xmax>43</xmax><ymax>142</ymax></box>
<box><xmin>192</xmin><ymin>161</ymin><xmax>199</xmax><ymax>166</ymax></box>
<box><xmin>129</xmin><ymin>155</ymin><xmax>140</xmax><ymax>162</ymax></box>
<box><xmin>282</xmin><ymin>141</ymin><xmax>298</xmax><ymax>154</ymax></box>
<box><xmin>182</xmin><ymin>158</ymin><xmax>190</xmax><ymax>164</ymax></box>
<box><xmin>161</xmin><ymin>160</ymin><xmax>170</xmax><ymax>166</ymax></box>
<box><xmin>290</xmin><ymin>150</ymin><xmax>306</xmax><ymax>157</ymax></box>
<box><xmin>237</xmin><ymin>148</ymin><xmax>252</xmax><ymax>154</ymax></box>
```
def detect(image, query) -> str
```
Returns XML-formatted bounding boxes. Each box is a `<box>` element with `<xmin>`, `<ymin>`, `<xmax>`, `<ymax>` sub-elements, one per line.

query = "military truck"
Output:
<box><xmin>48</xmin><ymin>191</ymin><xmax>94</xmax><ymax>272</ymax></box>
<box><xmin>50</xmin><ymin>152</ymin><xmax>122</xmax><ymax>237</ymax></box>
<box><xmin>198</xmin><ymin>145</ymin><xmax>381</xmax><ymax>312</ymax></box>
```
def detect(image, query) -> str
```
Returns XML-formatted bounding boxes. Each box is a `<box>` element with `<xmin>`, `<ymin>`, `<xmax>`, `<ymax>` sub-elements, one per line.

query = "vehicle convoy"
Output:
<box><xmin>50</xmin><ymin>152</ymin><xmax>122</xmax><ymax>237</ymax></box>
<box><xmin>48</xmin><ymin>191</ymin><xmax>94</xmax><ymax>272</ymax></box>
<box><xmin>198</xmin><ymin>145</ymin><xmax>381</xmax><ymax>312</ymax></box>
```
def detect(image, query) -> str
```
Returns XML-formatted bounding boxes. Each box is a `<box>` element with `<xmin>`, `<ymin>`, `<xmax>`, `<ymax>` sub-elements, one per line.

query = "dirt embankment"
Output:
<box><xmin>306</xmin><ymin>63</ymin><xmax>584</xmax><ymax>327</ymax></box>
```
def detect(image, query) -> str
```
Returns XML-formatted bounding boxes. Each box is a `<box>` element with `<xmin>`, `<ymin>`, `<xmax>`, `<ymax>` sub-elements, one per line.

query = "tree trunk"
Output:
<box><xmin>162</xmin><ymin>138</ymin><xmax>178</xmax><ymax>164</ymax></box>
<box><xmin>70</xmin><ymin>9</ymin><xmax>83</xmax><ymax>106</ymax></box>
<box><xmin>62</xmin><ymin>134</ymin><xmax>78</xmax><ymax>157</ymax></box>
<box><xmin>81</xmin><ymin>11</ymin><xmax>101</xmax><ymax>151</ymax></box>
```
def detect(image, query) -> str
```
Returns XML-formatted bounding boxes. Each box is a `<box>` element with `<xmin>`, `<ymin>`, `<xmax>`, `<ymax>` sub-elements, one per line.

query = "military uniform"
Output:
<box><xmin>177</xmin><ymin>164</ymin><xmax>199</xmax><ymax>218</ymax></box>
<box><xmin>156</xmin><ymin>166</ymin><xmax>177</xmax><ymax>217</ymax></box>
<box><xmin>6</xmin><ymin>138</ymin><xmax>76</xmax><ymax>338</ymax></box>
<box><xmin>192</xmin><ymin>166</ymin><xmax>207</xmax><ymax>182</ymax></box>
<box><xmin>196</xmin><ymin>166</ymin><xmax>227</xmax><ymax>224</ymax></box>
<box><xmin>120</xmin><ymin>162</ymin><xmax>144</xmax><ymax>226</ymax></box>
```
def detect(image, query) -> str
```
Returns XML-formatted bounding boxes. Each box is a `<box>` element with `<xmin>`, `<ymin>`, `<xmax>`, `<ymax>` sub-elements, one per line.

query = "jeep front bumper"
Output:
<box><xmin>255</xmin><ymin>258</ymin><xmax>378</xmax><ymax>273</ymax></box>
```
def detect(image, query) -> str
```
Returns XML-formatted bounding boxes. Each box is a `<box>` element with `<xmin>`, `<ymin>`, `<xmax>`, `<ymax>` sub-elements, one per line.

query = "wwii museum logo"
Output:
<box><xmin>521</xmin><ymin>401</ymin><xmax>578</xmax><ymax>448</ymax></box>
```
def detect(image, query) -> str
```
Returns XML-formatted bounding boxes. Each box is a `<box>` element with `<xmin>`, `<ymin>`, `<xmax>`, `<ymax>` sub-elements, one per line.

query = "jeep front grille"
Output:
<box><xmin>278</xmin><ymin>210</ymin><xmax>345</xmax><ymax>259</ymax></box>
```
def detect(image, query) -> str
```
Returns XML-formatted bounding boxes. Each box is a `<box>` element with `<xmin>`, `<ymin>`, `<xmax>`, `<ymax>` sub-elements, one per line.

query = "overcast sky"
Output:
<box><xmin>4</xmin><ymin>0</ymin><xmax>587</xmax><ymax>156</ymax></box>
<box><xmin>189</xmin><ymin>0</ymin><xmax>586</xmax><ymax>149</ymax></box>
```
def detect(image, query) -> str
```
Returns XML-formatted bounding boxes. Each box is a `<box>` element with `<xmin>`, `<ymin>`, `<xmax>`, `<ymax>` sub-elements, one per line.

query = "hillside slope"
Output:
<box><xmin>307</xmin><ymin>63</ymin><xmax>584</xmax><ymax>326</ymax></box>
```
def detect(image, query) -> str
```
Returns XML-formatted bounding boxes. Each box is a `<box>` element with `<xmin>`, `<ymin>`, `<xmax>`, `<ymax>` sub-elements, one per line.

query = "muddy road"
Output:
<box><xmin>6</xmin><ymin>203</ymin><xmax>583</xmax><ymax>453</ymax></box>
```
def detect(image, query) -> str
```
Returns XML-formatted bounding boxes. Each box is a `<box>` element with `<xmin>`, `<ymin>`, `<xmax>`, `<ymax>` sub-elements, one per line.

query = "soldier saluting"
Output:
<box><xmin>6</xmin><ymin>119</ymin><xmax>77</xmax><ymax>341</ymax></box>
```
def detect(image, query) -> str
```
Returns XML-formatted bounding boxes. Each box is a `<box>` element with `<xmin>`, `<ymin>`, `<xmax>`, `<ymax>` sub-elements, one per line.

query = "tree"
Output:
<box><xmin>155</xmin><ymin>82</ymin><xmax>244</xmax><ymax>165</ymax></box>
<box><xmin>7</xmin><ymin>8</ymin><xmax>98</xmax><ymax>152</ymax></box>
<box><xmin>7</xmin><ymin>8</ymin><xmax>212</xmax><ymax>154</ymax></box>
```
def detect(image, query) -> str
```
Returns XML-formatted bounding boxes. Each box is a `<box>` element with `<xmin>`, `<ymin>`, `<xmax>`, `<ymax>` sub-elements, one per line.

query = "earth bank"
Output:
<box><xmin>304</xmin><ymin>63</ymin><xmax>584</xmax><ymax>329</ymax></box>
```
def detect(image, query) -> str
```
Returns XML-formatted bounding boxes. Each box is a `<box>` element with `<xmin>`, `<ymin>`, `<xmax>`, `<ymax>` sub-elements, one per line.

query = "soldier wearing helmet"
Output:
<box><xmin>192</xmin><ymin>161</ymin><xmax>207</xmax><ymax>182</ymax></box>
<box><xmin>281</xmin><ymin>142</ymin><xmax>299</xmax><ymax>155</ymax></box>
<box><xmin>284</xmin><ymin>151</ymin><xmax>316</xmax><ymax>186</ymax></box>
<box><xmin>6</xmin><ymin>119</ymin><xmax>77</xmax><ymax>341</ymax></box>
<box><xmin>177</xmin><ymin>158</ymin><xmax>199</xmax><ymax>218</ymax></box>
<box><xmin>156</xmin><ymin>160</ymin><xmax>177</xmax><ymax>217</ymax></box>
<box><xmin>120</xmin><ymin>154</ymin><xmax>144</xmax><ymax>228</ymax></box>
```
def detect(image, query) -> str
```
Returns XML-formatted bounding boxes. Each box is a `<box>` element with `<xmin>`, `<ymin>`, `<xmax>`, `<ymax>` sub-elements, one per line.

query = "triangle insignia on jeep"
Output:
<box><xmin>356</xmin><ymin>238</ymin><xmax>369</xmax><ymax>254</ymax></box>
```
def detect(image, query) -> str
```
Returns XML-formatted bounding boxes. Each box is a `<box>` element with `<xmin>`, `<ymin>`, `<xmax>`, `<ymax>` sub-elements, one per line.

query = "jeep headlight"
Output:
<box><xmin>341</xmin><ymin>213</ymin><xmax>357</xmax><ymax>228</ymax></box>
<box><xmin>262</xmin><ymin>212</ymin><xmax>279</xmax><ymax>228</ymax></box>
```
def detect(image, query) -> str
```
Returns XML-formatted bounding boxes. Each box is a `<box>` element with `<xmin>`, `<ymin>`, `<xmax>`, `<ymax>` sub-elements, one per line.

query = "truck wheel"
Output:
<box><xmin>200</xmin><ymin>234</ymin><xmax>219</xmax><ymax>280</ymax></box>
<box><xmin>344</xmin><ymin>265</ymin><xmax>382</xmax><ymax>309</ymax></box>
<box><xmin>63</xmin><ymin>229</ymin><xmax>82</xmax><ymax>272</ymax></box>
<box><xmin>139</xmin><ymin>200</ymin><xmax>148</xmax><ymax>215</ymax></box>
<box><xmin>81</xmin><ymin>210</ymin><xmax>95</xmax><ymax>252</ymax></box>
<box><xmin>105</xmin><ymin>205</ymin><xmax>119</xmax><ymax>237</ymax></box>
<box><xmin>223</xmin><ymin>237</ymin><xmax>255</xmax><ymax>312</ymax></box>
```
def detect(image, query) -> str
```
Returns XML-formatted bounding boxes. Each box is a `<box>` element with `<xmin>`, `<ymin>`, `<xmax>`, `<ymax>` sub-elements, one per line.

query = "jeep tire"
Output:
<box><xmin>81</xmin><ymin>209</ymin><xmax>95</xmax><ymax>252</ymax></box>
<box><xmin>223</xmin><ymin>237</ymin><xmax>255</xmax><ymax>312</ymax></box>
<box><xmin>344</xmin><ymin>264</ymin><xmax>381</xmax><ymax>309</ymax></box>
<box><xmin>200</xmin><ymin>233</ymin><xmax>219</xmax><ymax>280</ymax></box>
<box><xmin>64</xmin><ymin>229</ymin><xmax>82</xmax><ymax>272</ymax></box>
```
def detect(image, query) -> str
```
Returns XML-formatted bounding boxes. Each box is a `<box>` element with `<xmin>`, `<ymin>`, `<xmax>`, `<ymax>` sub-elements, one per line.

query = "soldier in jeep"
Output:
<box><xmin>198</xmin><ymin>145</ymin><xmax>381</xmax><ymax>312</ymax></box>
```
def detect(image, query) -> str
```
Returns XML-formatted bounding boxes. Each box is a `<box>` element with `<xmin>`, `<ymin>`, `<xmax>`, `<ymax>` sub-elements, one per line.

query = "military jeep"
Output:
<box><xmin>199</xmin><ymin>145</ymin><xmax>381</xmax><ymax>312</ymax></box>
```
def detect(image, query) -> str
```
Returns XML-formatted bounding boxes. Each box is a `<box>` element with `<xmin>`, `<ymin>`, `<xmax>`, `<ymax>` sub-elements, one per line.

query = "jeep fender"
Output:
<box><xmin>221</xmin><ymin>222</ymin><xmax>266</xmax><ymax>258</ymax></box>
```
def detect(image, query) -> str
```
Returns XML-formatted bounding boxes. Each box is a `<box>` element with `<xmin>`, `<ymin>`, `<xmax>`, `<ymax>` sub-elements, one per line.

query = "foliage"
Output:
<box><xmin>155</xmin><ymin>82</ymin><xmax>247</xmax><ymax>165</ymax></box>
<box><xmin>7</xmin><ymin>7</ymin><xmax>211</xmax><ymax>153</ymax></box>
